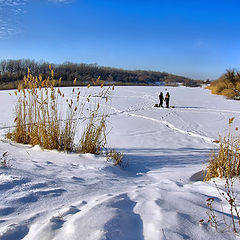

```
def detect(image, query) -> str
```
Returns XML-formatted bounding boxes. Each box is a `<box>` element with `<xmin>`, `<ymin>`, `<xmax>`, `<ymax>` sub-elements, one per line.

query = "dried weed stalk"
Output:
<box><xmin>7</xmin><ymin>69</ymin><xmax>123</xmax><ymax>161</ymax></box>
<box><xmin>205</xmin><ymin>117</ymin><xmax>240</xmax><ymax>180</ymax></box>
<box><xmin>204</xmin><ymin>118</ymin><xmax>240</xmax><ymax>234</ymax></box>
<box><xmin>0</xmin><ymin>152</ymin><xmax>11</xmax><ymax>168</ymax></box>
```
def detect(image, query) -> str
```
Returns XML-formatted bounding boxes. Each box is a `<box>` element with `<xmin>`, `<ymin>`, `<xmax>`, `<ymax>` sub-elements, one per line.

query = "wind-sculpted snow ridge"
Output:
<box><xmin>0</xmin><ymin>86</ymin><xmax>240</xmax><ymax>239</ymax></box>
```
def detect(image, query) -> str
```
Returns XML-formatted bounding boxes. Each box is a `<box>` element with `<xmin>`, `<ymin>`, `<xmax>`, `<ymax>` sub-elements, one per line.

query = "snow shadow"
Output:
<box><xmin>106</xmin><ymin>147</ymin><xmax>213</xmax><ymax>177</ymax></box>
<box><xmin>174</xmin><ymin>106</ymin><xmax>204</xmax><ymax>110</ymax></box>
<box><xmin>104</xmin><ymin>194</ymin><xmax>144</xmax><ymax>240</ymax></box>
<box><xmin>0</xmin><ymin>207</ymin><xmax>15</xmax><ymax>216</ymax></box>
<box><xmin>0</xmin><ymin>224</ymin><xmax>29</xmax><ymax>240</ymax></box>
<box><xmin>0</xmin><ymin>177</ymin><xmax>30</xmax><ymax>191</ymax></box>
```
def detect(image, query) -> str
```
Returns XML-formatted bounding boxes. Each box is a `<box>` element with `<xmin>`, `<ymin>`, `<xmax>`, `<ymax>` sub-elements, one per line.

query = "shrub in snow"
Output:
<box><xmin>207</xmin><ymin>69</ymin><xmax>240</xmax><ymax>100</ymax></box>
<box><xmin>205</xmin><ymin>117</ymin><xmax>240</xmax><ymax>180</ymax></box>
<box><xmin>204</xmin><ymin>117</ymin><xmax>240</xmax><ymax>234</ymax></box>
<box><xmin>7</xmin><ymin>67</ymin><xmax>118</xmax><ymax>157</ymax></box>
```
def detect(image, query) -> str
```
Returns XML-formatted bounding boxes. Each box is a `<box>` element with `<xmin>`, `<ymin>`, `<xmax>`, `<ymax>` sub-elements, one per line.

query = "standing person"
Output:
<box><xmin>159</xmin><ymin>92</ymin><xmax>164</xmax><ymax>107</ymax></box>
<box><xmin>165</xmin><ymin>92</ymin><xmax>170</xmax><ymax>108</ymax></box>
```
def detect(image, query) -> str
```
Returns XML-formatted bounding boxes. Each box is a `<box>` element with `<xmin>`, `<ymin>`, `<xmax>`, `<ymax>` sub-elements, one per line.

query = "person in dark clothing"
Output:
<box><xmin>159</xmin><ymin>92</ymin><xmax>164</xmax><ymax>107</ymax></box>
<box><xmin>165</xmin><ymin>92</ymin><xmax>170</xmax><ymax>108</ymax></box>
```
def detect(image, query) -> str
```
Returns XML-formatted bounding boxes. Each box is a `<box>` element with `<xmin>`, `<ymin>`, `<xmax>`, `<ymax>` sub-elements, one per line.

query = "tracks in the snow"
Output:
<box><xmin>106</xmin><ymin>104</ymin><xmax>216</xmax><ymax>144</ymax></box>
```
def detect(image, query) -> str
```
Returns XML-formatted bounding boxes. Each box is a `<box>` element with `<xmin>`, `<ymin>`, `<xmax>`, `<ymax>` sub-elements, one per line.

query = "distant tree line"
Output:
<box><xmin>0</xmin><ymin>59</ymin><xmax>205</xmax><ymax>88</ymax></box>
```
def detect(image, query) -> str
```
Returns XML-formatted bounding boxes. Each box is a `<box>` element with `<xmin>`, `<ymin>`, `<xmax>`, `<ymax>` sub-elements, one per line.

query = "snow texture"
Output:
<box><xmin>0</xmin><ymin>86</ymin><xmax>240</xmax><ymax>240</ymax></box>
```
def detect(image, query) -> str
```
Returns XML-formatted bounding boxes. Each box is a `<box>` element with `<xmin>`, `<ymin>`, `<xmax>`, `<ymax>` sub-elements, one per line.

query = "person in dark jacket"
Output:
<box><xmin>159</xmin><ymin>92</ymin><xmax>164</xmax><ymax>107</ymax></box>
<box><xmin>165</xmin><ymin>92</ymin><xmax>170</xmax><ymax>108</ymax></box>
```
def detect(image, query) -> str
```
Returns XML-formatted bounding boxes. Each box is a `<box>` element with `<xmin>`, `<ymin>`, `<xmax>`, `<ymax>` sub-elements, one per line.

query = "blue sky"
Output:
<box><xmin>0</xmin><ymin>0</ymin><xmax>240</xmax><ymax>80</ymax></box>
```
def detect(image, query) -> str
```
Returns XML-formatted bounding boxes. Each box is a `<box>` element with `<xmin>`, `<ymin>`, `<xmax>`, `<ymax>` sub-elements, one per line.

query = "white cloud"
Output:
<box><xmin>0</xmin><ymin>0</ymin><xmax>26</xmax><ymax>8</ymax></box>
<box><xmin>48</xmin><ymin>0</ymin><xmax>71</xmax><ymax>3</ymax></box>
<box><xmin>0</xmin><ymin>0</ymin><xmax>26</xmax><ymax>38</ymax></box>
<box><xmin>0</xmin><ymin>0</ymin><xmax>71</xmax><ymax>38</ymax></box>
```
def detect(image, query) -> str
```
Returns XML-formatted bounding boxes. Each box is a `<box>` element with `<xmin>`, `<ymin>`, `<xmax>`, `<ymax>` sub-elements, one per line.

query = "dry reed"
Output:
<box><xmin>7</xmin><ymin>67</ymin><xmax>118</xmax><ymax>157</ymax></box>
<box><xmin>8</xmin><ymin>67</ymin><xmax>85</xmax><ymax>151</ymax></box>
<box><xmin>205</xmin><ymin>118</ymin><xmax>240</xmax><ymax>180</ymax></box>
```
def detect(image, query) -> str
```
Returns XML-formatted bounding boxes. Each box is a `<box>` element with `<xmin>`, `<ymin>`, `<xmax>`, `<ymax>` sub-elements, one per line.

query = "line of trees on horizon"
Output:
<box><xmin>0</xmin><ymin>59</ymin><xmax>206</xmax><ymax>88</ymax></box>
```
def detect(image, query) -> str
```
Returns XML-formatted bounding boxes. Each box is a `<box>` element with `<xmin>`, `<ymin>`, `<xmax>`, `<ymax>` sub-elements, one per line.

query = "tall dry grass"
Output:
<box><xmin>78</xmin><ymin>78</ymin><xmax>114</xmax><ymax>154</ymax></box>
<box><xmin>205</xmin><ymin>118</ymin><xmax>240</xmax><ymax>180</ymax></box>
<box><xmin>7</xmin><ymin>67</ymin><xmax>80</xmax><ymax>151</ymax></box>
<box><xmin>204</xmin><ymin>118</ymin><xmax>240</xmax><ymax>234</ymax></box>
<box><xmin>7</xmin><ymin>68</ymin><xmax>124</xmax><ymax>165</ymax></box>
<box><xmin>79</xmin><ymin>111</ymin><xmax>106</xmax><ymax>154</ymax></box>
<box><xmin>7</xmin><ymin>67</ymin><xmax>112</xmax><ymax>153</ymax></box>
<box><xmin>207</xmin><ymin>69</ymin><xmax>240</xmax><ymax>100</ymax></box>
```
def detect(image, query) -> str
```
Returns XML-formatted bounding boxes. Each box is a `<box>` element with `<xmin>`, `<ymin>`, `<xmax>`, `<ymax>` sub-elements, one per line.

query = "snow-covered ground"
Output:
<box><xmin>0</xmin><ymin>86</ymin><xmax>240</xmax><ymax>240</ymax></box>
